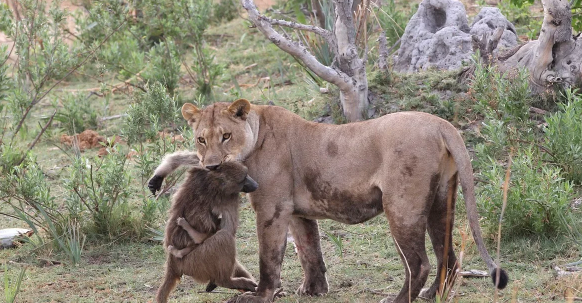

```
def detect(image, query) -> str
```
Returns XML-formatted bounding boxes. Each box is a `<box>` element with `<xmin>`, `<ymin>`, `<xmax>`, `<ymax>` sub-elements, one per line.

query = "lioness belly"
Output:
<box><xmin>293</xmin><ymin>169</ymin><xmax>384</xmax><ymax>224</ymax></box>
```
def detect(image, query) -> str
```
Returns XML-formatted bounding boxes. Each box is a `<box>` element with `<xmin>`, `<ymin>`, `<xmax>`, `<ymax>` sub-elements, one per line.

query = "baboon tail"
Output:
<box><xmin>156</xmin><ymin>265</ymin><xmax>181</xmax><ymax>303</ymax></box>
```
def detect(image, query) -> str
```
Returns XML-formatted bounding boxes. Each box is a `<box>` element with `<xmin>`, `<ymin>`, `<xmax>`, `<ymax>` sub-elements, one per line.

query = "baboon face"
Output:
<box><xmin>210</xmin><ymin>162</ymin><xmax>258</xmax><ymax>195</ymax></box>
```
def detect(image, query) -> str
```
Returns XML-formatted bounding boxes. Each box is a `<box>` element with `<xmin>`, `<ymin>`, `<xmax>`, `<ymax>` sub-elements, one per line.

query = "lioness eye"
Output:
<box><xmin>197</xmin><ymin>137</ymin><xmax>206</xmax><ymax>144</ymax></box>
<box><xmin>222</xmin><ymin>133</ymin><xmax>231</xmax><ymax>141</ymax></box>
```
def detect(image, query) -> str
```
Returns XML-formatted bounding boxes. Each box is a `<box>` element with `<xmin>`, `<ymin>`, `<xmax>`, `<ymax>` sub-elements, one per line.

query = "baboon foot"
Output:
<box><xmin>167</xmin><ymin>245</ymin><xmax>185</xmax><ymax>258</ymax></box>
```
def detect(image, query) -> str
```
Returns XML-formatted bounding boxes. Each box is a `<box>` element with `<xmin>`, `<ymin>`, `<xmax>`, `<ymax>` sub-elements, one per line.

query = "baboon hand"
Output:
<box><xmin>176</xmin><ymin>217</ymin><xmax>188</xmax><ymax>228</ymax></box>
<box><xmin>148</xmin><ymin>175</ymin><xmax>164</xmax><ymax>194</ymax></box>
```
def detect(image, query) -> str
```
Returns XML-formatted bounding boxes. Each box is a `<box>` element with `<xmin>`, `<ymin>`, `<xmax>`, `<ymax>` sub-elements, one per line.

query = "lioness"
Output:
<box><xmin>151</xmin><ymin>99</ymin><xmax>508</xmax><ymax>303</ymax></box>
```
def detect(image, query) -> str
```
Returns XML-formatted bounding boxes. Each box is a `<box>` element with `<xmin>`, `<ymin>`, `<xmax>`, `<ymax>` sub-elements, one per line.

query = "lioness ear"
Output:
<box><xmin>226</xmin><ymin>99</ymin><xmax>251</xmax><ymax>121</ymax></box>
<box><xmin>181</xmin><ymin>103</ymin><xmax>201</xmax><ymax>124</ymax></box>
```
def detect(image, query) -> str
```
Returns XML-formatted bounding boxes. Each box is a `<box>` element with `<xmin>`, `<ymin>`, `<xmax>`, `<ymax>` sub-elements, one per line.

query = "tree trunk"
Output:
<box><xmin>497</xmin><ymin>0</ymin><xmax>582</xmax><ymax>92</ymax></box>
<box><xmin>334</xmin><ymin>0</ymin><xmax>368</xmax><ymax>121</ymax></box>
<box><xmin>241</xmin><ymin>0</ymin><xmax>368</xmax><ymax>121</ymax></box>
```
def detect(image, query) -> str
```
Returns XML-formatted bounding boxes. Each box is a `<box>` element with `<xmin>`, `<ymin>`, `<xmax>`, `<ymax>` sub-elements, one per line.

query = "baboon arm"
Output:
<box><xmin>148</xmin><ymin>151</ymin><xmax>199</xmax><ymax>194</ymax></box>
<box><xmin>154</xmin><ymin>151</ymin><xmax>200</xmax><ymax>178</ymax></box>
<box><xmin>178</xmin><ymin>218</ymin><xmax>210</xmax><ymax>244</ymax></box>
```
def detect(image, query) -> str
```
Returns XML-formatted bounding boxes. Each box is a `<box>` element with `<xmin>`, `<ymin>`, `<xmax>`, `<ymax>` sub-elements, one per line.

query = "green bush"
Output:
<box><xmin>544</xmin><ymin>89</ymin><xmax>582</xmax><ymax>184</ymax></box>
<box><xmin>476</xmin><ymin>147</ymin><xmax>575</xmax><ymax>236</ymax></box>
<box><xmin>470</xmin><ymin>65</ymin><xmax>577</xmax><ymax>238</ymax></box>
<box><xmin>212</xmin><ymin>0</ymin><xmax>238</xmax><ymax>24</ymax></box>
<box><xmin>54</xmin><ymin>93</ymin><xmax>99</xmax><ymax>135</ymax></box>
<box><xmin>500</xmin><ymin>0</ymin><xmax>541</xmax><ymax>40</ymax></box>
<box><xmin>64</xmin><ymin>150</ymin><xmax>134</xmax><ymax>240</ymax></box>
<box><xmin>142</xmin><ymin>41</ymin><xmax>181</xmax><ymax>95</ymax></box>
<box><xmin>122</xmin><ymin>82</ymin><xmax>179</xmax><ymax>144</ymax></box>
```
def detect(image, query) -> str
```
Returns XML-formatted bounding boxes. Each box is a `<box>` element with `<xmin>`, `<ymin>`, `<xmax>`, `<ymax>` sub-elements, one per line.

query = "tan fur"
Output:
<box><xmin>155</xmin><ymin>162</ymin><xmax>257</xmax><ymax>303</ymax></box>
<box><xmin>157</xmin><ymin>99</ymin><xmax>506</xmax><ymax>303</ymax></box>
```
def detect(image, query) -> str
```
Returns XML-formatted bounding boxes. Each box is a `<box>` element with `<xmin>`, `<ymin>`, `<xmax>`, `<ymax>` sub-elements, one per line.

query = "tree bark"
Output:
<box><xmin>241</xmin><ymin>0</ymin><xmax>368</xmax><ymax>121</ymax></box>
<box><xmin>497</xmin><ymin>0</ymin><xmax>582</xmax><ymax>92</ymax></box>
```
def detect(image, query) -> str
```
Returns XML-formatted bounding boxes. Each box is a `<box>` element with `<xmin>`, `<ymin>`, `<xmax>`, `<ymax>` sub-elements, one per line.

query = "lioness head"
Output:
<box><xmin>181</xmin><ymin>99</ymin><xmax>256</xmax><ymax>169</ymax></box>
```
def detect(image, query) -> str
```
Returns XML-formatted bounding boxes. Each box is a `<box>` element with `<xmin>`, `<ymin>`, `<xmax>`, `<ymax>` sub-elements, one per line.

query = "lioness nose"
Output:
<box><xmin>206</xmin><ymin>164</ymin><xmax>219</xmax><ymax>170</ymax></box>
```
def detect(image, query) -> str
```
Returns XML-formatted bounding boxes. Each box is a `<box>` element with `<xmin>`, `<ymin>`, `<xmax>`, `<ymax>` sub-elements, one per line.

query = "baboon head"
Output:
<box><xmin>208</xmin><ymin>162</ymin><xmax>258</xmax><ymax>195</ymax></box>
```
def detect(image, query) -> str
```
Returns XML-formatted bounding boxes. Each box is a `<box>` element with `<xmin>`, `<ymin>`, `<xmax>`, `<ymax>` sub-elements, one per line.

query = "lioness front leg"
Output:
<box><xmin>289</xmin><ymin>216</ymin><xmax>328</xmax><ymax>296</ymax></box>
<box><xmin>176</xmin><ymin>217</ymin><xmax>209</xmax><ymax>244</ymax></box>
<box><xmin>239</xmin><ymin>204</ymin><xmax>291</xmax><ymax>302</ymax></box>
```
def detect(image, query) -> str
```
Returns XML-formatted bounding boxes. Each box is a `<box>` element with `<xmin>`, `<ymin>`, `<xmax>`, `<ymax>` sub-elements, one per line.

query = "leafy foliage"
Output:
<box><xmin>122</xmin><ymin>82</ymin><xmax>179</xmax><ymax>144</ymax></box>
<box><xmin>470</xmin><ymin>64</ymin><xmax>577</xmax><ymax>238</ymax></box>
<box><xmin>544</xmin><ymin>89</ymin><xmax>582</xmax><ymax>184</ymax></box>
<box><xmin>375</xmin><ymin>0</ymin><xmax>416</xmax><ymax>45</ymax></box>
<box><xmin>54</xmin><ymin>93</ymin><xmax>99</xmax><ymax>135</ymax></box>
<box><xmin>64</xmin><ymin>150</ymin><xmax>134</xmax><ymax>240</ymax></box>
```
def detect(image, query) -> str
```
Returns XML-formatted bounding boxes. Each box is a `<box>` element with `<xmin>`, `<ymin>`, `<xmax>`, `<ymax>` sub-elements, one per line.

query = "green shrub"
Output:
<box><xmin>142</xmin><ymin>41</ymin><xmax>181</xmax><ymax>95</ymax></box>
<box><xmin>122</xmin><ymin>82</ymin><xmax>179</xmax><ymax>144</ymax></box>
<box><xmin>500</xmin><ymin>0</ymin><xmax>541</xmax><ymax>40</ymax></box>
<box><xmin>212</xmin><ymin>0</ymin><xmax>238</xmax><ymax>24</ymax></box>
<box><xmin>54</xmin><ymin>93</ymin><xmax>99</xmax><ymax>135</ymax></box>
<box><xmin>471</xmin><ymin>65</ymin><xmax>533</xmax><ymax>126</ymax></box>
<box><xmin>477</xmin><ymin>147</ymin><xmax>575</xmax><ymax>236</ymax></box>
<box><xmin>544</xmin><ymin>89</ymin><xmax>582</xmax><ymax>184</ymax></box>
<box><xmin>64</xmin><ymin>150</ymin><xmax>134</xmax><ymax>240</ymax></box>
<box><xmin>470</xmin><ymin>64</ymin><xmax>576</xmax><ymax>238</ymax></box>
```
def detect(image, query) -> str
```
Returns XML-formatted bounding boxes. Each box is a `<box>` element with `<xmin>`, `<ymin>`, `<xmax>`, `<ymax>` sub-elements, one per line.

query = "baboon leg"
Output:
<box><xmin>383</xmin><ymin>197</ymin><xmax>431</xmax><ymax>303</ymax></box>
<box><xmin>289</xmin><ymin>216</ymin><xmax>328</xmax><ymax>296</ymax></box>
<box><xmin>205</xmin><ymin>258</ymin><xmax>254</xmax><ymax>293</ymax></box>
<box><xmin>156</xmin><ymin>265</ymin><xmax>181</xmax><ymax>303</ymax></box>
<box><xmin>168</xmin><ymin>245</ymin><xmax>195</xmax><ymax>259</ymax></box>
<box><xmin>216</xmin><ymin>277</ymin><xmax>258</xmax><ymax>292</ymax></box>
<box><xmin>177</xmin><ymin>217</ymin><xmax>209</xmax><ymax>244</ymax></box>
<box><xmin>233</xmin><ymin>259</ymin><xmax>255</xmax><ymax>280</ymax></box>
<box><xmin>423</xmin><ymin>174</ymin><xmax>459</xmax><ymax>299</ymax></box>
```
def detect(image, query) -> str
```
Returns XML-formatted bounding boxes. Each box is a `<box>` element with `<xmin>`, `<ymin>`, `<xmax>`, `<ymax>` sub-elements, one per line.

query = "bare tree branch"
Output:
<box><xmin>242</xmin><ymin>0</ymin><xmax>352</xmax><ymax>92</ymax></box>
<box><xmin>257</xmin><ymin>14</ymin><xmax>336</xmax><ymax>49</ymax></box>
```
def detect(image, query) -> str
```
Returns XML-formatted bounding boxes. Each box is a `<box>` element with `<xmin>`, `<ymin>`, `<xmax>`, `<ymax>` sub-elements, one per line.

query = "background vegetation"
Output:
<box><xmin>1</xmin><ymin>0</ymin><xmax>581</xmax><ymax>302</ymax></box>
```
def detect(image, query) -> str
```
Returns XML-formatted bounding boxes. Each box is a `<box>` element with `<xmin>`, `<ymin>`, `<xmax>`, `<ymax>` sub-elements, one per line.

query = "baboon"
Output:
<box><xmin>151</xmin><ymin>159</ymin><xmax>258</xmax><ymax>303</ymax></box>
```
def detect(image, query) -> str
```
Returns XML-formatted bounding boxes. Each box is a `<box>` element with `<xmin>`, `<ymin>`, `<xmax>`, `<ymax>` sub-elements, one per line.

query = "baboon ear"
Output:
<box><xmin>226</xmin><ymin>99</ymin><xmax>251</xmax><ymax>121</ymax></box>
<box><xmin>182</xmin><ymin>103</ymin><xmax>201</xmax><ymax>124</ymax></box>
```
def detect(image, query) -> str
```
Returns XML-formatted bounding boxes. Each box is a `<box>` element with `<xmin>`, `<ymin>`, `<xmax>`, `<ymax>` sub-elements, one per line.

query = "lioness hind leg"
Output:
<box><xmin>423</xmin><ymin>174</ymin><xmax>459</xmax><ymax>299</ymax></box>
<box><xmin>289</xmin><ymin>216</ymin><xmax>328</xmax><ymax>296</ymax></box>
<box><xmin>384</xmin><ymin>204</ymin><xmax>431</xmax><ymax>303</ymax></box>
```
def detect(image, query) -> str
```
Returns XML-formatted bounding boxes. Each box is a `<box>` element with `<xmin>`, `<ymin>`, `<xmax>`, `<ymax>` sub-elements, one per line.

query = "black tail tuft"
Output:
<box><xmin>491</xmin><ymin>268</ymin><xmax>509</xmax><ymax>289</ymax></box>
